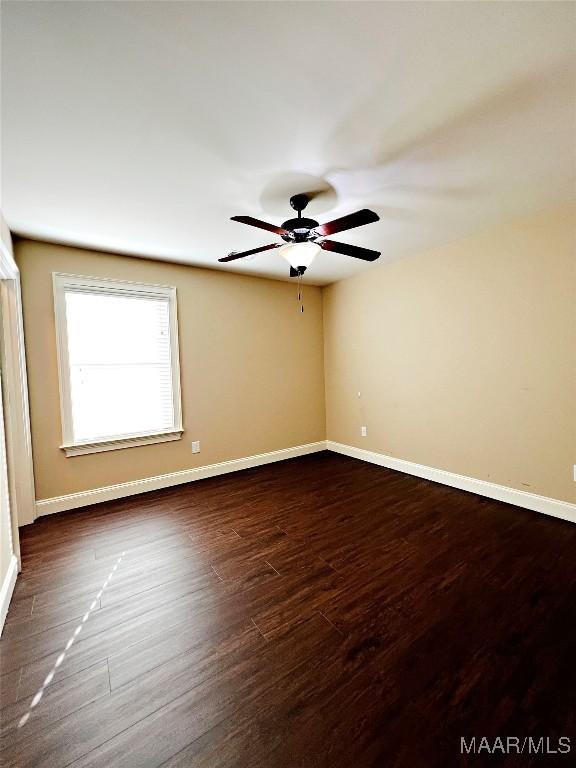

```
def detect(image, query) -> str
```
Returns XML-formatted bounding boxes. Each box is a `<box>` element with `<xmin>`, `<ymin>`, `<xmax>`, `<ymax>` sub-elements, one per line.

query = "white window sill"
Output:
<box><xmin>61</xmin><ymin>429</ymin><xmax>184</xmax><ymax>457</ymax></box>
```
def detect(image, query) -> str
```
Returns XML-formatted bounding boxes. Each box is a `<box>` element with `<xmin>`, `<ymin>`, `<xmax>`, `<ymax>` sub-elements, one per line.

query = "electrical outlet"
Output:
<box><xmin>191</xmin><ymin>440</ymin><xmax>201</xmax><ymax>454</ymax></box>
<box><xmin>361</xmin><ymin>426</ymin><xmax>367</xmax><ymax>437</ymax></box>
<box><xmin>573</xmin><ymin>464</ymin><xmax>576</xmax><ymax>482</ymax></box>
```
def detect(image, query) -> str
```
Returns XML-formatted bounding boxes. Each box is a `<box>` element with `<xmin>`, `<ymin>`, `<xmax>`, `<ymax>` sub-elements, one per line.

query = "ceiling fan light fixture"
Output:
<box><xmin>278</xmin><ymin>242</ymin><xmax>321</xmax><ymax>270</ymax></box>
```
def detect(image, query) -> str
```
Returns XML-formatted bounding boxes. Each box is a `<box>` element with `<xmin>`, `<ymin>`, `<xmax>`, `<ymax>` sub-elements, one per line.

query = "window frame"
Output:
<box><xmin>52</xmin><ymin>272</ymin><xmax>183</xmax><ymax>457</ymax></box>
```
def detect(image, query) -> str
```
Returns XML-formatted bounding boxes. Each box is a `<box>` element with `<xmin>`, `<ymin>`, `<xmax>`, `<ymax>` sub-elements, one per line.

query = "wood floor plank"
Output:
<box><xmin>0</xmin><ymin>669</ymin><xmax>22</xmax><ymax>708</ymax></box>
<box><xmin>65</xmin><ymin>614</ymin><xmax>338</xmax><ymax>768</ymax></box>
<box><xmin>158</xmin><ymin>611</ymin><xmax>412</xmax><ymax>768</ymax></box>
<box><xmin>107</xmin><ymin>611</ymin><xmax>253</xmax><ymax>690</ymax></box>
<box><xmin>0</xmin><ymin>661</ymin><xmax>110</xmax><ymax>740</ymax></box>
<box><xmin>1</xmin><ymin>597</ymin><xmax>102</xmax><ymax>642</ymax></box>
<box><xmin>9</xmin><ymin>579</ymin><xmax>226</xmax><ymax>699</ymax></box>
<box><xmin>3</xmin><ymin>596</ymin><xmax>35</xmax><ymax>623</ymax></box>
<box><xmin>0</xmin><ymin>569</ymin><xmax>221</xmax><ymax>673</ymax></box>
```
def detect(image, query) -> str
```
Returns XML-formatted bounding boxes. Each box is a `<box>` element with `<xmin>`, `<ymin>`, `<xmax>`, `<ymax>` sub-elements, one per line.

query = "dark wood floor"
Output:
<box><xmin>1</xmin><ymin>452</ymin><xmax>575</xmax><ymax>767</ymax></box>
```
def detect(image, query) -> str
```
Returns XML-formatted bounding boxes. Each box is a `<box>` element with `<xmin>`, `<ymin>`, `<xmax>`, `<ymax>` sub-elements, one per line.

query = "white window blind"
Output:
<box><xmin>53</xmin><ymin>274</ymin><xmax>182</xmax><ymax>456</ymax></box>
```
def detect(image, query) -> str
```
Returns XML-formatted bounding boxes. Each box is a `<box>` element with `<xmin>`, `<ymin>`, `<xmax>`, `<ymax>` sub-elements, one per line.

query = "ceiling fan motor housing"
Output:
<box><xmin>280</xmin><ymin>218</ymin><xmax>319</xmax><ymax>242</ymax></box>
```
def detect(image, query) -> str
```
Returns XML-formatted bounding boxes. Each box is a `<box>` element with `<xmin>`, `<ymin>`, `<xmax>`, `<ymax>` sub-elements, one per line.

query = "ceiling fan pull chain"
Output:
<box><xmin>297</xmin><ymin>272</ymin><xmax>304</xmax><ymax>313</ymax></box>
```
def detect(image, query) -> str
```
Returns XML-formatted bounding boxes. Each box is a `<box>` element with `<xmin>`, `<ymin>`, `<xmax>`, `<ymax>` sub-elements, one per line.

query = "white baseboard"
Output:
<box><xmin>33</xmin><ymin>439</ymin><xmax>576</xmax><ymax>525</ymax></box>
<box><xmin>0</xmin><ymin>554</ymin><xmax>18</xmax><ymax>635</ymax></box>
<box><xmin>327</xmin><ymin>441</ymin><xmax>576</xmax><ymax>525</ymax></box>
<box><xmin>35</xmin><ymin>441</ymin><xmax>326</xmax><ymax>517</ymax></box>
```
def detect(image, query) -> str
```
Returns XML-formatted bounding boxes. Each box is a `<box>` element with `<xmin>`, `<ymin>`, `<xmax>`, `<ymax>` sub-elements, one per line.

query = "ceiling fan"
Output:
<box><xmin>219</xmin><ymin>194</ymin><xmax>381</xmax><ymax>277</ymax></box>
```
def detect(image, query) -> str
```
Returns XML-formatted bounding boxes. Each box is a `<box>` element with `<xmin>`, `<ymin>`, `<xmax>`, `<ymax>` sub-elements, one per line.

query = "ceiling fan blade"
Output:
<box><xmin>313</xmin><ymin>208</ymin><xmax>379</xmax><ymax>237</ymax></box>
<box><xmin>231</xmin><ymin>215</ymin><xmax>289</xmax><ymax>236</ymax></box>
<box><xmin>319</xmin><ymin>239</ymin><xmax>380</xmax><ymax>262</ymax></box>
<box><xmin>218</xmin><ymin>243</ymin><xmax>281</xmax><ymax>262</ymax></box>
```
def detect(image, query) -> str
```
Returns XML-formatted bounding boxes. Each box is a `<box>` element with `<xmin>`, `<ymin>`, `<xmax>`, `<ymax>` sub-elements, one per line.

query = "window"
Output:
<box><xmin>53</xmin><ymin>273</ymin><xmax>183</xmax><ymax>456</ymax></box>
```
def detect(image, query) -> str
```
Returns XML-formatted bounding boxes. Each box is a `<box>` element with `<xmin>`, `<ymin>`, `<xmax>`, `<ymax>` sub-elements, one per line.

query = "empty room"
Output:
<box><xmin>0</xmin><ymin>1</ymin><xmax>575</xmax><ymax>766</ymax></box>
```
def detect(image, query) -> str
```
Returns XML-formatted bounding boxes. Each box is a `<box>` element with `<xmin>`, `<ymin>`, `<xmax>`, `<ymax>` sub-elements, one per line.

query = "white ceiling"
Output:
<box><xmin>2</xmin><ymin>1</ymin><xmax>575</xmax><ymax>285</ymax></box>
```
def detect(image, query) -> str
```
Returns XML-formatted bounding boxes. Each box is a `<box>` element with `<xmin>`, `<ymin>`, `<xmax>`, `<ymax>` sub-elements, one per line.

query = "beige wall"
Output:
<box><xmin>15</xmin><ymin>240</ymin><xmax>325</xmax><ymax>501</ymax></box>
<box><xmin>323</xmin><ymin>203</ymin><xmax>576</xmax><ymax>504</ymax></box>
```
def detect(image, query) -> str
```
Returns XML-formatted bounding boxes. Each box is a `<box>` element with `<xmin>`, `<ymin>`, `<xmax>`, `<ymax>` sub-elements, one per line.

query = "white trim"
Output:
<box><xmin>52</xmin><ymin>272</ymin><xmax>183</xmax><ymax>457</ymax></box>
<box><xmin>0</xmin><ymin>231</ymin><xmax>18</xmax><ymax>279</ymax></box>
<box><xmin>35</xmin><ymin>441</ymin><xmax>326</xmax><ymax>516</ymax></box>
<box><xmin>33</xmin><ymin>439</ymin><xmax>576</xmax><ymax>524</ymax></box>
<box><xmin>0</xmin><ymin>223</ymin><xmax>36</xmax><ymax>534</ymax></box>
<box><xmin>61</xmin><ymin>429</ymin><xmax>184</xmax><ymax>456</ymax></box>
<box><xmin>327</xmin><ymin>441</ymin><xmax>576</xmax><ymax>524</ymax></box>
<box><xmin>0</xmin><ymin>554</ymin><xmax>18</xmax><ymax>635</ymax></box>
<box><xmin>0</xmin><ymin>278</ymin><xmax>38</xmax><ymax>530</ymax></box>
